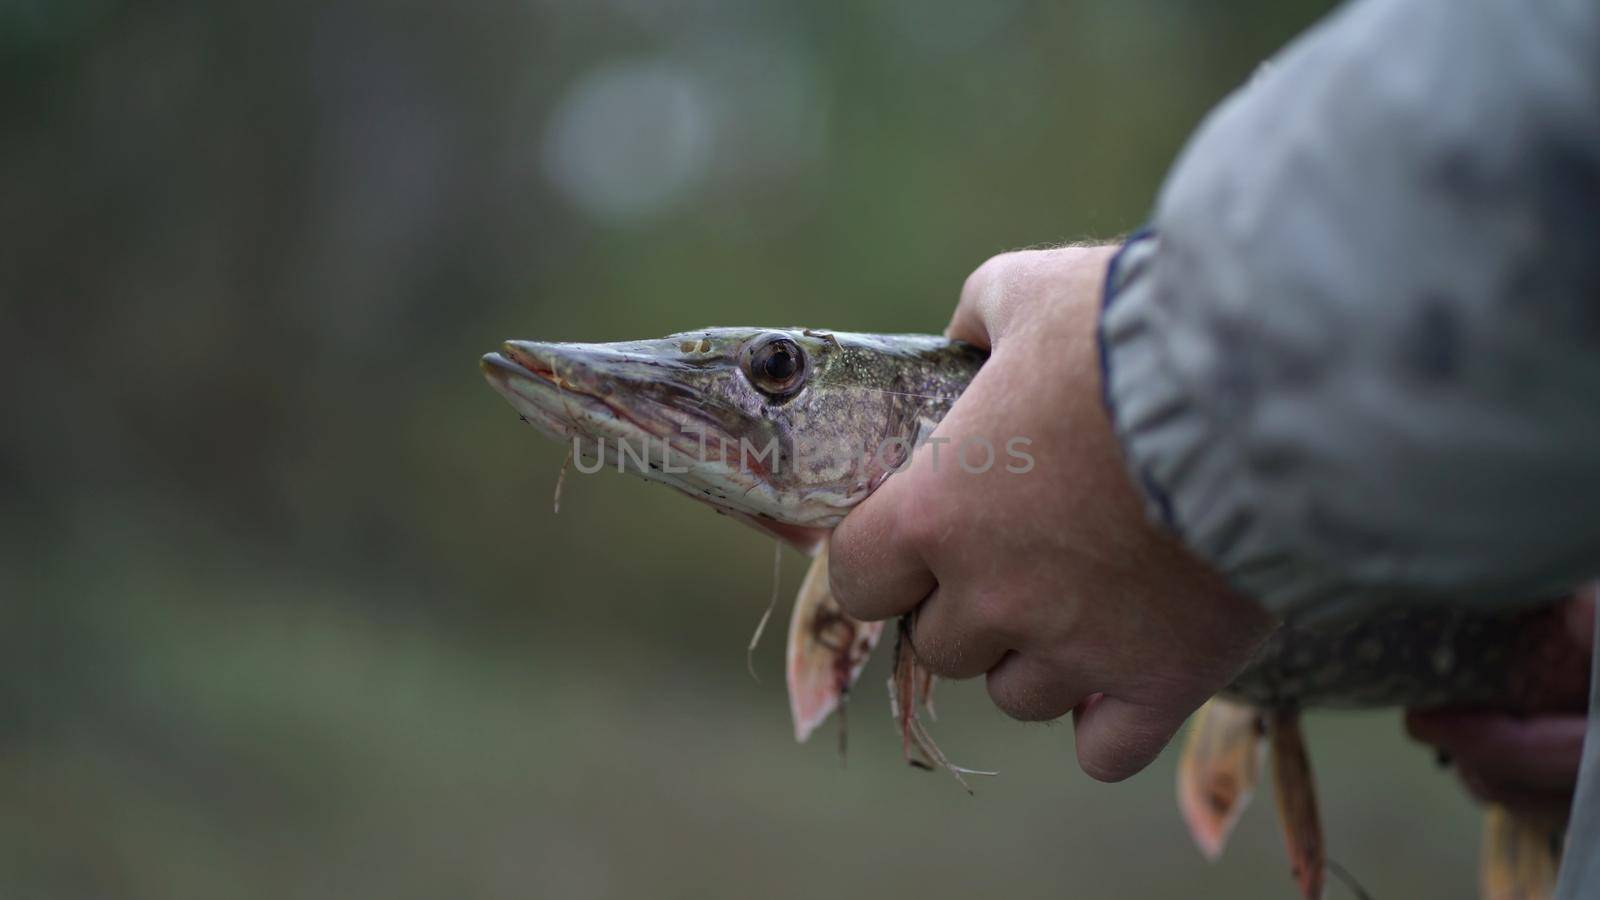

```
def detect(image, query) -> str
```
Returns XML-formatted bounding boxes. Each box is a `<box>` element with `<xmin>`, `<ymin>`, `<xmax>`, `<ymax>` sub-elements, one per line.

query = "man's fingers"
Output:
<box><xmin>1407</xmin><ymin>710</ymin><xmax>1585</xmax><ymax>791</ymax></box>
<box><xmin>946</xmin><ymin>246</ymin><xmax>1119</xmax><ymax>347</ymax></box>
<box><xmin>827</xmin><ymin>467</ymin><xmax>935</xmax><ymax>622</ymax></box>
<box><xmin>1071</xmin><ymin>693</ymin><xmax>1189</xmax><ymax>783</ymax></box>
<box><xmin>946</xmin><ymin>250</ymin><xmax>1046</xmax><ymax>347</ymax></box>
<box><xmin>1457</xmin><ymin>766</ymin><xmax>1573</xmax><ymax>819</ymax></box>
<box><xmin>984</xmin><ymin>651</ymin><xmax>1090</xmax><ymax>722</ymax></box>
<box><xmin>907</xmin><ymin>587</ymin><xmax>1014</xmax><ymax>679</ymax></box>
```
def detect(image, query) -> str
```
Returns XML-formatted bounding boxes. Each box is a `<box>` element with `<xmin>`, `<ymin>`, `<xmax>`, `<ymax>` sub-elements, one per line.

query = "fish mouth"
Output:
<box><xmin>479</xmin><ymin>342</ymin><xmax>616</xmax><ymax>441</ymax></box>
<box><xmin>486</xmin><ymin>341</ymin><xmax>562</xmax><ymax>384</ymax></box>
<box><xmin>480</xmin><ymin>339</ymin><xmax>730</xmax><ymax>453</ymax></box>
<box><xmin>479</xmin><ymin>349</ymin><xmax>542</xmax><ymax>386</ymax></box>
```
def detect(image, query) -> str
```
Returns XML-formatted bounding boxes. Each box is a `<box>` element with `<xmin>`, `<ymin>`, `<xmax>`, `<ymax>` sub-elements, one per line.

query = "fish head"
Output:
<box><xmin>481</xmin><ymin>327</ymin><xmax>984</xmax><ymax>528</ymax></box>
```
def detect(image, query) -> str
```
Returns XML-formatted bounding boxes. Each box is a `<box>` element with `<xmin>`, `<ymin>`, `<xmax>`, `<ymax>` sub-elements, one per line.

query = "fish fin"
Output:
<box><xmin>887</xmin><ymin>617</ymin><xmax>995</xmax><ymax>792</ymax></box>
<box><xmin>1177</xmin><ymin>696</ymin><xmax>1266</xmax><ymax>861</ymax></box>
<box><xmin>786</xmin><ymin>539</ymin><xmax>883</xmax><ymax>742</ymax></box>
<box><xmin>1269</xmin><ymin>710</ymin><xmax>1325</xmax><ymax>900</ymax></box>
<box><xmin>1480</xmin><ymin>804</ymin><xmax>1562</xmax><ymax>900</ymax></box>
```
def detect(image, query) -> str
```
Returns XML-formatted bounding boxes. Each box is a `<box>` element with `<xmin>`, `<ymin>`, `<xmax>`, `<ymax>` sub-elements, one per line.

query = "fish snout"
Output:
<box><xmin>480</xmin><ymin>350</ymin><xmax>531</xmax><ymax>384</ymax></box>
<box><xmin>501</xmin><ymin>340</ymin><xmax>560</xmax><ymax>378</ymax></box>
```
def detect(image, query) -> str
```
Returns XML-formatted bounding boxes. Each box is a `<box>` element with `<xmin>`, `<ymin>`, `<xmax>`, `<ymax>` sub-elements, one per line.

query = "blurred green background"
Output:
<box><xmin>3</xmin><ymin>0</ymin><xmax>1487</xmax><ymax>897</ymax></box>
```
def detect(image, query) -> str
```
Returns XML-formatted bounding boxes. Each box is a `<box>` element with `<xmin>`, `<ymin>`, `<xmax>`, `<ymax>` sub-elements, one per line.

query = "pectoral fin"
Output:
<box><xmin>785</xmin><ymin>539</ymin><xmax>884</xmax><ymax>743</ymax></box>
<box><xmin>1480</xmin><ymin>805</ymin><xmax>1562</xmax><ymax>900</ymax></box>
<box><xmin>1269</xmin><ymin>710</ymin><xmax>1325</xmax><ymax>900</ymax></box>
<box><xmin>1178</xmin><ymin>696</ymin><xmax>1267</xmax><ymax>861</ymax></box>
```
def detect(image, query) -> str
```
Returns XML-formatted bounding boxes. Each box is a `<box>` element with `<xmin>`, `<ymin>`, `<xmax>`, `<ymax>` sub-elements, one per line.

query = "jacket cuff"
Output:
<box><xmin>1097</xmin><ymin>231</ymin><xmax>1335</xmax><ymax>623</ymax></box>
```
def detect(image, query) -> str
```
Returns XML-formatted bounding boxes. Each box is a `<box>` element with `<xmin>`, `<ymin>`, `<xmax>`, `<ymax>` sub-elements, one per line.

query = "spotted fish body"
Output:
<box><xmin>1228</xmin><ymin>601</ymin><xmax>1586</xmax><ymax>712</ymax></box>
<box><xmin>482</xmin><ymin>328</ymin><xmax>1583</xmax><ymax>899</ymax></box>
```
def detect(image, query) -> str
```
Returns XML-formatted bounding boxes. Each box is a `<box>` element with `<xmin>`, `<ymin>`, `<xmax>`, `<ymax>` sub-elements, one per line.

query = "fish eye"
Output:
<box><xmin>743</xmin><ymin>334</ymin><xmax>807</xmax><ymax>400</ymax></box>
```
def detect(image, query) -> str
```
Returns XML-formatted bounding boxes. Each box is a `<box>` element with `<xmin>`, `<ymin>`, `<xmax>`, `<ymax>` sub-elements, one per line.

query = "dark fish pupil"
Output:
<box><xmin>765</xmin><ymin>349</ymin><xmax>796</xmax><ymax>380</ymax></box>
<box><xmin>745</xmin><ymin>335</ymin><xmax>806</xmax><ymax>399</ymax></box>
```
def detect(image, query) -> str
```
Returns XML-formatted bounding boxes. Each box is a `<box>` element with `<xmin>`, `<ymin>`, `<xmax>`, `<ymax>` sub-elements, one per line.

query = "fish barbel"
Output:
<box><xmin>482</xmin><ymin>327</ymin><xmax>1588</xmax><ymax>900</ymax></box>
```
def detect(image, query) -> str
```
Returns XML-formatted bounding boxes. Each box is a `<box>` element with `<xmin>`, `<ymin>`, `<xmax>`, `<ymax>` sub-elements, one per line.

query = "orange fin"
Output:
<box><xmin>785</xmin><ymin>539</ymin><xmax>883</xmax><ymax>742</ymax></box>
<box><xmin>1178</xmin><ymin>696</ymin><xmax>1266</xmax><ymax>861</ymax></box>
<box><xmin>1481</xmin><ymin>804</ymin><xmax>1562</xmax><ymax>900</ymax></box>
<box><xmin>1269</xmin><ymin>710</ymin><xmax>1325</xmax><ymax>900</ymax></box>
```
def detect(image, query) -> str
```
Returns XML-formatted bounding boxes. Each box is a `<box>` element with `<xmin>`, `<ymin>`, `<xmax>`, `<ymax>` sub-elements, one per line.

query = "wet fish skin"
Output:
<box><xmin>482</xmin><ymin>328</ymin><xmax>986</xmax><ymax>532</ymax></box>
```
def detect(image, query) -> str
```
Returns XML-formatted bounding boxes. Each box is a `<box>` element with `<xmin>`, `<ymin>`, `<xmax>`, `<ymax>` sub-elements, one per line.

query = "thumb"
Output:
<box><xmin>1071</xmin><ymin>693</ymin><xmax>1190</xmax><ymax>783</ymax></box>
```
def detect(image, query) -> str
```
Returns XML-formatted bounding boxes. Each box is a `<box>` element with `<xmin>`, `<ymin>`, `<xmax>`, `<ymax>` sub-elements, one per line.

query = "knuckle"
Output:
<box><xmin>961</xmin><ymin>254</ymin><xmax>1016</xmax><ymax>313</ymax></box>
<box><xmin>910</xmin><ymin>637</ymin><xmax>963</xmax><ymax>679</ymax></box>
<box><xmin>986</xmin><ymin>666</ymin><xmax>1069</xmax><ymax>723</ymax></box>
<box><xmin>895</xmin><ymin>490</ymin><xmax>946</xmax><ymax>559</ymax></box>
<box><xmin>827</xmin><ymin>568</ymin><xmax>866</xmax><ymax>620</ymax></box>
<box><xmin>975</xmin><ymin>587</ymin><xmax>1030</xmax><ymax>637</ymax></box>
<box><xmin>984</xmin><ymin>674</ymin><xmax>1030</xmax><ymax>720</ymax></box>
<box><xmin>909</xmin><ymin>611</ymin><xmax>972</xmax><ymax>679</ymax></box>
<box><xmin>948</xmin><ymin>591</ymin><xmax>1025</xmax><ymax>662</ymax></box>
<box><xmin>825</xmin><ymin>540</ymin><xmax>868</xmax><ymax>614</ymax></box>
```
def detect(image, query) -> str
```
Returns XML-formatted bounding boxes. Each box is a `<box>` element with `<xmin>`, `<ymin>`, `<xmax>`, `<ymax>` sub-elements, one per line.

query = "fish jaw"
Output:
<box><xmin>480</xmin><ymin>349</ymin><xmax>591</xmax><ymax>441</ymax></box>
<box><xmin>482</xmin><ymin>337</ymin><xmax>721</xmax><ymax>449</ymax></box>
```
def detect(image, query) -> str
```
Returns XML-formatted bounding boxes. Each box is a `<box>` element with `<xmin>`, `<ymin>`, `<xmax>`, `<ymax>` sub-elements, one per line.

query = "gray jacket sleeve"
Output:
<box><xmin>1098</xmin><ymin>0</ymin><xmax>1600</xmax><ymax>625</ymax></box>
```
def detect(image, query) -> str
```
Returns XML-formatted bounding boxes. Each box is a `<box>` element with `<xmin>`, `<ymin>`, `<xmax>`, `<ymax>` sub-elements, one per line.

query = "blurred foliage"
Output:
<box><xmin>1</xmin><ymin>0</ymin><xmax>1487</xmax><ymax>897</ymax></box>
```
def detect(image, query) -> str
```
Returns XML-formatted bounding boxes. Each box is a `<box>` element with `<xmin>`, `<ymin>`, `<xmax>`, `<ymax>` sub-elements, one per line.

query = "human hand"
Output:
<box><xmin>827</xmin><ymin>245</ymin><xmax>1277</xmax><ymax>782</ymax></box>
<box><xmin>1405</xmin><ymin>589</ymin><xmax>1595</xmax><ymax>819</ymax></box>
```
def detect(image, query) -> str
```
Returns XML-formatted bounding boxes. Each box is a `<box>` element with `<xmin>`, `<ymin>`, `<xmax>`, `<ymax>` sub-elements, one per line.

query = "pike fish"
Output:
<box><xmin>482</xmin><ymin>328</ymin><xmax>1589</xmax><ymax>900</ymax></box>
